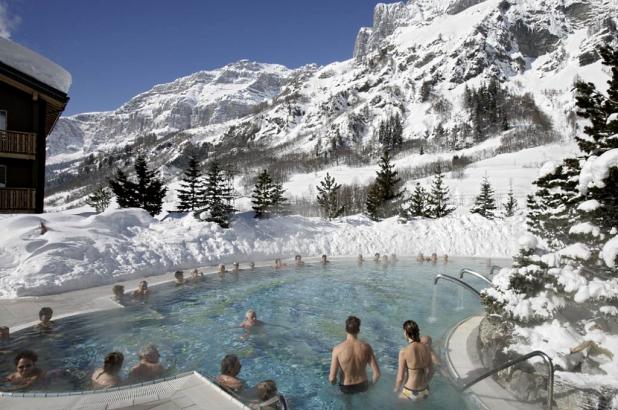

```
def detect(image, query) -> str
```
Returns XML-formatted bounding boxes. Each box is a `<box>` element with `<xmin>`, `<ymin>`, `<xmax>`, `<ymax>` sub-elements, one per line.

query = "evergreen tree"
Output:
<box><xmin>503</xmin><ymin>186</ymin><xmax>518</xmax><ymax>217</ymax></box>
<box><xmin>400</xmin><ymin>183</ymin><xmax>428</xmax><ymax>220</ymax></box>
<box><xmin>133</xmin><ymin>154</ymin><xmax>167</xmax><ymax>216</ymax></box>
<box><xmin>365</xmin><ymin>151</ymin><xmax>404</xmax><ymax>220</ymax></box>
<box><xmin>252</xmin><ymin>170</ymin><xmax>272</xmax><ymax>219</ymax></box>
<box><xmin>316</xmin><ymin>173</ymin><xmax>344</xmax><ymax>220</ymax></box>
<box><xmin>427</xmin><ymin>166</ymin><xmax>454</xmax><ymax>218</ymax></box>
<box><xmin>109</xmin><ymin>168</ymin><xmax>138</xmax><ymax>208</ymax></box>
<box><xmin>196</xmin><ymin>161</ymin><xmax>235</xmax><ymax>228</ymax></box>
<box><xmin>471</xmin><ymin>177</ymin><xmax>497</xmax><ymax>219</ymax></box>
<box><xmin>270</xmin><ymin>181</ymin><xmax>289</xmax><ymax>216</ymax></box>
<box><xmin>365</xmin><ymin>183</ymin><xmax>383</xmax><ymax>221</ymax></box>
<box><xmin>109</xmin><ymin>155</ymin><xmax>167</xmax><ymax>216</ymax></box>
<box><xmin>177</xmin><ymin>156</ymin><xmax>206</xmax><ymax>212</ymax></box>
<box><xmin>86</xmin><ymin>184</ymin><xmax>112</xmax><ymax>213</ymax></box>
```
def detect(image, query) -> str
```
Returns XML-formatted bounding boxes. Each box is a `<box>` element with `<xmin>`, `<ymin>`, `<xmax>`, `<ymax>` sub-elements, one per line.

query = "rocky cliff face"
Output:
<box><xmin>46</xmin><ymin>0</ymin><xmax>617</xmax><ymax>204</ymax></box>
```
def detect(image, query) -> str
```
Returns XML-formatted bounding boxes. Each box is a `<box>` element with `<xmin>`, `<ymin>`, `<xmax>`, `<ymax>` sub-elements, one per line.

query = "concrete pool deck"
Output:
<box><xmin>444</xmin><ymin>315</ymin><xmax>542</xmax><ymax>410</ymax></box>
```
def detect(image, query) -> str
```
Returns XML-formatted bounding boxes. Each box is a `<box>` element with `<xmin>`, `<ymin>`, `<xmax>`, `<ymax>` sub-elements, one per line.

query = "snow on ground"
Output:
<box><xmin>0</xmin><ymin>208</ymin><xmax>524</xmax><ymax>298</ymax></box>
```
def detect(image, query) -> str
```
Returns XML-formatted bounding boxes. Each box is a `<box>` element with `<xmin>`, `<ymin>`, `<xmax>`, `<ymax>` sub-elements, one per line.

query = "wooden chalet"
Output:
<box><xmin>0</xmin><ymin>38</ymin><xmax>70</xmax><ymax>213</ymax></box>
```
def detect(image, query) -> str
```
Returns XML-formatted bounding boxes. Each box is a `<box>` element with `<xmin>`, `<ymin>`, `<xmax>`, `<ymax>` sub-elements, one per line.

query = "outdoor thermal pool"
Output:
<box><xmin>0</xmin><ymin>257</ymin><xmax>497</xmax><ymax>409</ymax></box>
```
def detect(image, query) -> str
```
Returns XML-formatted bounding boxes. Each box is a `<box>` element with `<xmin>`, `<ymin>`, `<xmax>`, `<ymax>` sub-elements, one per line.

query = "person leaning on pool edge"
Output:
<box><xmin>329</xmin><ymin>315</ymin><xmax>380</xmax><ymax>394</ymax></box>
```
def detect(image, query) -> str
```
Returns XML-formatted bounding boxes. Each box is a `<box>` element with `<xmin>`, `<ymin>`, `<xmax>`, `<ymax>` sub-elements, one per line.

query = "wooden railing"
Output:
<box><xmin>0</xmin><ymin>188</ymin><xmax>36</xmax><ymax>211</ymax></box>
<box><xmin>0</xmin><ymin>130</ymin><xmax>37</xmax><ymax>156</ymax></box>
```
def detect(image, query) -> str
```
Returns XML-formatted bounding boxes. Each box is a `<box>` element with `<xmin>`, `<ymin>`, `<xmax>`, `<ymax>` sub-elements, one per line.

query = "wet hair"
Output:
<box><xmin>174</xmin><ymin>270</ymin><xmax>184</xmax><ymax>278</ymax></box>
<box><xmin>403</xmin><ymin>320</ymin><xmax>421</xmax><ymax>343</ymax></box>
<box><xmin>294</xmin><ymin>254</ymin><xmax>301</xmax><ymax>260</ymax></box>
<box><xmin>14</xmin><ymin>350</ymin><xmax>38</xmax><ymax>367</ymax></box>
<box><xmin>220</xmin><ymin>354</ymin><xmax>240</xmax><ymax>376</ymax></box>
<box><xmin>112</xmin><ymin>285</ymin><xmax>124</xmax><ymax>296</ymax></box>
<box><xmin>275</xmin><ymin>258</ymin><xmax>281</xmax><ymax>264</ymax></box>
<box><xmin>256</xmin><ymin>380</ymin><xmax>278</xmax><ymax>401</ymax></box>
<box><xmin>246</xmin><ymin>309</ymin><xmax>256</xmax><ymax>319</ymax></box>
<box><xmin>345</xmin><ymin>316</ymin><xmax>361</xmax><ymax>335</ymax></box>
<box><xmin>139</xmin><ymin>344</ymin><xmax>160</xmax><ymax>363</ymax></box>
<box><xmin>39</xmin><ymin>307</ymin><xmax>53</xmax><ymax>319</ymax></box>
<box><xmin>321</xmin><ymin>254</ymin><xmax>327</xmax><ymax>259</ymax></box>
<box><xmin>103</xmin><ymin>352</ymin><xmax>124</xmax><ymax>374</ymax></box>
<box><xmin>139</xmin><ymin>280</ymin><xmax>148</xmax><ymax>288</ymax></box>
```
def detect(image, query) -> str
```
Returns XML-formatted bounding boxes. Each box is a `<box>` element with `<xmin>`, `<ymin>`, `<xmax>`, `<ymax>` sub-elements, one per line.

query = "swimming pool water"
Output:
<box><xmin>1</xmin><ymin>257</ymin><xmax>498</xmax><ymax>409</ymax></box>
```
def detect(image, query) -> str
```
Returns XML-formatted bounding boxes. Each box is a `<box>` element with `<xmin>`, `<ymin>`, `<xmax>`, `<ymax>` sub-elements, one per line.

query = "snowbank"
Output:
<box><xmin>578</xmin><ymin>149</ymin><xmax>618</xmax><ymax>194</ymax></box>
<box><xmin>0</xmin><ymin>208</ymin><xmax>525</xmax><ymax>297</ymax></box>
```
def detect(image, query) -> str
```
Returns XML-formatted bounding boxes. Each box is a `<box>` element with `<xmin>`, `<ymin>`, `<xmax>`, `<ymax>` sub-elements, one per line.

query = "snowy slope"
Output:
<box><xmin>0</xmin><ymin>208</ymin><xmax>525</xmax><ymax>297</ymax></box>
<box><xmin>44</xmin><ymin>0</ymin><xmax>617</xmax><ymax>205</ymax></box>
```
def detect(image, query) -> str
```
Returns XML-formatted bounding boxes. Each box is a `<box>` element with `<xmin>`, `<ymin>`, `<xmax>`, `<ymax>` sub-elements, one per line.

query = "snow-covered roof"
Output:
<box><xmin>0</xmin><ymin>36</ymin><xmax>71</xmax><ymax>94</ymax></box>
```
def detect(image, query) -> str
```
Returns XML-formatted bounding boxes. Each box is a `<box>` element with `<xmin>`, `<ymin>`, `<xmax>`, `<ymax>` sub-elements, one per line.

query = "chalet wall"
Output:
<box><xmin>0</xmin><ymin>157</ymin><xmax>34</xmax><ymax>187</ymax></box>
<box><xmin>0</xmin><ymin>82</ymin><xmax>34</xmax><ymax>133</ymax></box>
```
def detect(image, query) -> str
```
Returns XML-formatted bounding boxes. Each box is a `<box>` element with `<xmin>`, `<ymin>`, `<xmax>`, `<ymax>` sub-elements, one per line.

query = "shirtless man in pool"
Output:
<box><xmin>329</xmin><ymin>316</ymin><xmax>381</xmax><ymax>394</ymax></box>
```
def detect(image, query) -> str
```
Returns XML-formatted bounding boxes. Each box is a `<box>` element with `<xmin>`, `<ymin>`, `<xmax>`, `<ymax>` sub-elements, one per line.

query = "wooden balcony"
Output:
<box><xmin>0</xmin><ymin>130</ymin><xmax>37</xmax><ymax>160</ymax></box>
<box><xmin>0</xmin><ymin>188</ymin><xmax>36</xmax><ymax>212</ymax></box>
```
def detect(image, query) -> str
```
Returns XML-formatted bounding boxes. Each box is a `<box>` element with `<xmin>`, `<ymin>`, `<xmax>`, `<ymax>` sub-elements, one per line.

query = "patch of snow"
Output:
<box><xmin>518</xmin><ymin>233</ymin><xmax>538</xmax><ymax>250</ymax></box>
<box><xmin>600</xmin><ymin>305</ymin><xmax>618</xmax><ymax>316</ymax></box>
<box><xmin>569</xmin><ymin>222</ymin><xmax>600</xmax><ymax>238</ymax></box>
<box><xmin>0</xmin><ymin>37</ymin><xmax>71</xmax><ymax>93</ymax></box>
<box><xmin>577</xmin><ymin>199</ymin><xmax>601</xmax><ymax>212</ymax></box>
<box><xmin>558</xmin><ymin>243</ymin><xmax>591</xmax><ymax>261</ymax></box>
<box><xmin>601</xmin><ymin>236</ymin><xmax>618</xmax><ymax>268</ymax></box>
<box><xmin>578</xmin><ymin>149</ymin><xmax>618</xmax><ymax>194</ymax></box>
<box><xmin>607</xmin><ymin>112</ymin><xmax>618</xmax><ymax>125</ymax></box>
<box><xmin>538</xmin><ymin>161</ymin><xmax>557</xmax><ymax>178</ymax></box>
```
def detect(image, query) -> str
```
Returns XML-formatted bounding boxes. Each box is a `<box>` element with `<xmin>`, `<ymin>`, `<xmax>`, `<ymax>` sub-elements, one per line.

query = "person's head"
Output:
<box><xmin>374</xmin><ymin>253</ymin><xmax>380</xmax><ymax>260</ymax></box>
<box><xmin>220</xmin><ymin>354</ymin><xmax>241</xmax><ymax>376</ymax></box>
<box><xmin>138</xmin><ymin>281</ymin><xmax>148</xmax><ymax>291</ymax></box>
<box><xmin>294</xmin><ymin>254</ymin><xmax>302</xmax><ymax>261</ymax></box>
<box><xmin>357</xmin><ymin>254</ymin><xmax>363</xmax><ymax>261</ymax></box>
<box><xmin>250</xmin><ymin>262</ymin><xmax>255</xmax><ymax>269</ymax></box>
<box><xmin>218</xmin><ymin>264</ymin><xmax>226</xmax><ymax>273</ymax></box>
<box><xmin>256</xmin><ymin>380</ymin><xmax>278</xmax><ymax>401</ymax></box>
<box><xmin>382</xmin><ymin>255</ymin><xmax>389</xmax><ymax>262</ymax></box>
<box><xmin>444</xmin><ymin>254</ymin><xmax>449</xmax><ymax>261</ymax></box>
<box><xmin>112</xmin><ymin>285</ymin><xmax>124</xmax><ymax>299</ymax></box>
<box><xmin>174</xmin><ymin>270</ymin><xmax>184</xmax><ymax>282</ymax></box>
<box><xmin>403</xmin><ymin>320</ymin><xmax>421</xmax><ymax>343</ymax></box>
<box><xmin>275</xmin><ymin>258</ymin><xmax>281</xmax><ymax>266</ymax></box>
<box><xmin>39</xmin><ymin>307</ymin><xmax>53</xmax><ymax>323</ymax></box>
<box><xmin>0</xmin><ymin>326</ymin><xmax>9</xmax><ymax>340</ymax></box>
<box><xmin>246</xmin><ymin>309</ymin><xmax>257</xmax><ymax>321</ymax></box>
<box><xmin>431</xmin><ymin>253</ymin><xmax>437</xmax><ymax>260</ymax></box>
<box><xmin>233</xmin><ymin>262</ymin><xmax>240</xmax><ymax>270</ymax></box>
<box><xmin>321</xmin><ymin>254</ymin><xmax>328</xmax><ymax>262</ymax></box>
<box><xmin>420</xmin><ymin>335</ymin><xmax>432</xmax><ymax>346</ymax></box>
<box><xmin>14</xmin><ymin>350</ymin><xmax>38</xmax><ymax>377</ymax></box>
<box><xmin>390</xmin><ymin>253</ymin><xmax>397</xmax><ymax>260</ymax></box>
<box><xmin>345</xmin><ymin>316</ymin><xmax>361</xmax><ymax>336</ymax></box>
<box><xmin>103</xmin><ymin>352</ymin><xmax>124</xmax><ymax>375</ymax></box>
<box><xmin>191</xmin><ymin>269</ymin><xmax>199</xmax><ymax>278</ymax></box>
<box><xmin>139</xmin><ymin>344</ymin><xmax>160</xmax><ymax>364</ymax></box>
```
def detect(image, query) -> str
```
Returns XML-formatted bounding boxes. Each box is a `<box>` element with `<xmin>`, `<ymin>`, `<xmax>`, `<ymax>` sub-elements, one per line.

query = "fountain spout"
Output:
<box><xmin>434</xmin><ymin>274</ymin><xmax>481</xmax><ymax>297</ymax></box>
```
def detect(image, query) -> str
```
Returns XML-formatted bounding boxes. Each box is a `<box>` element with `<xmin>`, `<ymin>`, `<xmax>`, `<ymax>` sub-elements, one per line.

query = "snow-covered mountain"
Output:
<box><xmin>47</xmin><ymin>0</ymin><xmax>617</xmax><ymax>205</ymax></box>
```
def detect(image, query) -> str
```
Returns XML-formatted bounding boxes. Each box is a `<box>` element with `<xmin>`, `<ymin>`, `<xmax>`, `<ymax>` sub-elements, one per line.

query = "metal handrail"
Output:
<box><xmin>461</xmin><ymin>350</ymin><xmax>554</xmax><ymax>410</ymax></box>
<box><xmin>489</xmin><ymin>265</ymin><xmax>502</xmax><ymax>275</ymax></box>
<box><xmin>459</xmin><ymin>268</ymin><xmax>493</xmax><ymax>285</ymax></box>
<box><xmin>434</xmin><ymin>274</ymin><xmax>481</xmax><ymax>297</ymax></box>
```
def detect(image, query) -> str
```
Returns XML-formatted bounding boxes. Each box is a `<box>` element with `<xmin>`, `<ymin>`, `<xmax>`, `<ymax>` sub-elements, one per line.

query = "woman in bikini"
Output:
<box><xmin>394</xmin><ymin>320</ymin><xmax>432</xmax><ymax>401</ymax></box>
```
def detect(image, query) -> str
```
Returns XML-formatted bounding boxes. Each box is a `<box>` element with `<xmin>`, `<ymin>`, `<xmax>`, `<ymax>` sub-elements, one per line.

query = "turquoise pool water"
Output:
<box><xmin>0</xmin><ymin>257</ymin><xmax>496</xmax><ymax>409</ymax></box>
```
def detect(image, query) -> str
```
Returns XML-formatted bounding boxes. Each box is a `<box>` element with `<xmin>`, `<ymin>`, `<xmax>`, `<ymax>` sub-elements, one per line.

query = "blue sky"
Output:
<box><xmin>1</xmin><ymin>0</ymin><xmax>395</xmax><ymax>115</ymax></box>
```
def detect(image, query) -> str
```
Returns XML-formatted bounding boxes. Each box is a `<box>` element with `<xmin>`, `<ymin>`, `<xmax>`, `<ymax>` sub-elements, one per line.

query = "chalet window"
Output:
<box><xmin>0</xmin><ymin>111</ymin><xmax>6</xmax><ymax>130</ymax></box>
<box><xmin>0</xmin><ymin>165</ymin><xmax>6</xmax><ymax>187</ymax></box>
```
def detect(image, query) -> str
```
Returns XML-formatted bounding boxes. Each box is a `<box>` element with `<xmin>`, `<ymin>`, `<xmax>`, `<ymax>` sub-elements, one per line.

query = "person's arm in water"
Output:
<box><xmin>368</xmin><ymin>345</ymin><xmax>381</xmax><ymax>384</ymax></box>
<box><xmin>394</xmin><ymin>349</ymin><xmax>405</xmax><ymax>392</ymax></box>
<box><xmin>328</xmin><ymin>348</ymin><xmax>340</xmax><ymax>385</ymax></box>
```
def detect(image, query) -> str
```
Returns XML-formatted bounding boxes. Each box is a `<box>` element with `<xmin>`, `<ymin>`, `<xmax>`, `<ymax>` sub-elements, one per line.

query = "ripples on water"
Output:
<box><xmin>0</xmin><ymin>257</ymin><xmax>495</xmax><ymax>409</ymax></box>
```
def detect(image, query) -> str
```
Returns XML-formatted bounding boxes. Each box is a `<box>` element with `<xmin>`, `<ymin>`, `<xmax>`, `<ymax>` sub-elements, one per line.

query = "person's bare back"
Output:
<box><xmin>329</xmin><ymin>316</ymin><xmax>380</xmax><ymax>394</ymax></box>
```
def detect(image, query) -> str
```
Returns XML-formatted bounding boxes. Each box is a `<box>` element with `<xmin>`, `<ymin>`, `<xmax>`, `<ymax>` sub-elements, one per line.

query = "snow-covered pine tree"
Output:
<box><xmin>502</xmin><ymin>186</ymin><xmax>518</xmax><ymax>217</ymax></box>
<box><xmin>252</xmin><ymin>170</ymin><xmax>273</xmax><ymax>219</ymax></box>
<box><xmin>471</xmin><ymin>177</ymin><xmax>497</xmax><ymax>219</ymax></box>
<box><xmin>365</xmin><ymin>183</ymin><xmax>383</xmax><ymax>221</ymax></box>
<box><xmin>134</xmin><ymin>154</ymin><xmax>167</xmax><ymax>216</ymax></box>
<box><xmin>197</xmin><ymin>160</ymin><xmax>235</xmax><ymax>228</ymax></box>
<box><xmin>374</xmin><ymin>150</ymin><xmax>404</xmax><ymax>218</ymax></box>
<box><xmin>86</xmin><ymin>184</ymin><xmax>112</xmax><ymax>213</ymax></box>
<box><xmin>177</xmin><ymin>156</ymin><xmax>206</xmax><ymax>212</ymax></box>
<box><xmin>427</xmin><ymin>165</ymin><xmax>454</xmax><ymax>218</ymax></box>
<box><xmin>400</xmin><ymin>182</ymin><xmax>428</xmax><ymax>220</ymax></box>
<box><xmin>316</xmin><ymin>173</ymin><xmax>344</xmax><ymax>220</ymax></box>
<box><xmin>109</xmin><ymin>168</ymin><xmax>137</xmax><ymax>208</ymax></box>
<box><xmin>270</xmin><ymin>180</ymin><xmax>289</xmax><ymax>216</ymax></box>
